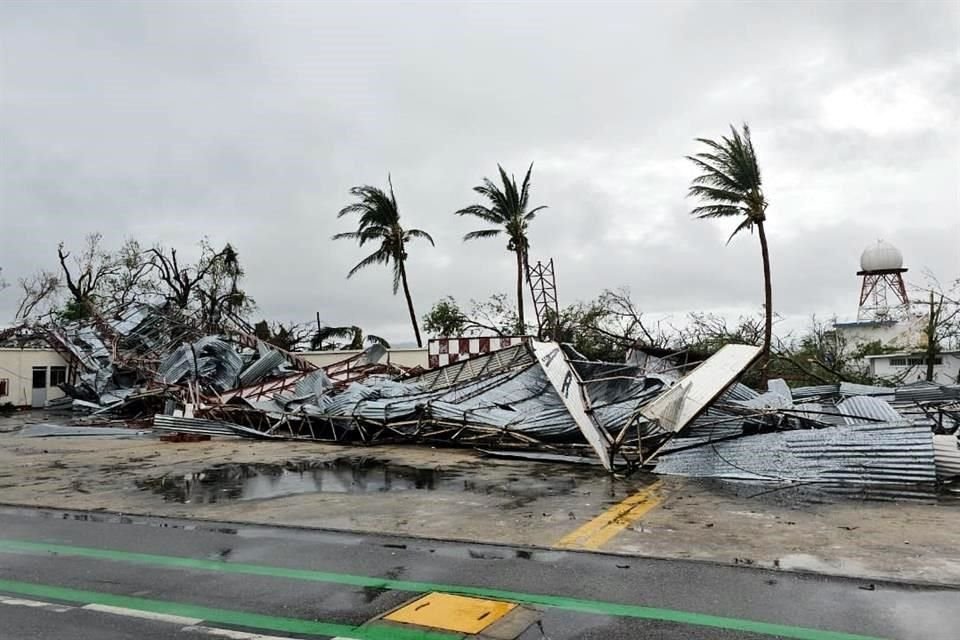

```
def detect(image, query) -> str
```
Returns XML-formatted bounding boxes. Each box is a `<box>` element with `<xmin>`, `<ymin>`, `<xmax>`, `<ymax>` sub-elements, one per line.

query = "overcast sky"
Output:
<box><xmin>1</xmin><ymin>0</ymin><xmax>958</xmax><ymax>343</ymax></box>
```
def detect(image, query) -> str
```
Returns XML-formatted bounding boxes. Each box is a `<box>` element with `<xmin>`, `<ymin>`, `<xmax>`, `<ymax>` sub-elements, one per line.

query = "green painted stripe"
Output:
<box><xmin>0</xmin><ymin>578</ymin><xmax>455</xmax><ymax>640</ymax></box>
<box><xmin>0</xmin><ymin>539</ymin><xmax>886</xmax><ymax>640</ymax></box>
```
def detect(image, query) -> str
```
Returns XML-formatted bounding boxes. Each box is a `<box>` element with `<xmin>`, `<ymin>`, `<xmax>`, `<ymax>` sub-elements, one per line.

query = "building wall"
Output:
<box><xmin>833</xmin><ymin>316</ymin><xmax>926</xmax><ymax>351</ymax></box>
<box><xmin>867</xmin><ymin>352</ymin><xmax>960</xmax><ymax>385</ymax></box>
<box><xmin>0</xmin><ymin>348</ymin><xmax>71</xmax><ymax>407</ymax></box>
<box><xmin>299</xmin><ymin>348</ymin><xmax>429</xmax><ymax>370</ymax></box>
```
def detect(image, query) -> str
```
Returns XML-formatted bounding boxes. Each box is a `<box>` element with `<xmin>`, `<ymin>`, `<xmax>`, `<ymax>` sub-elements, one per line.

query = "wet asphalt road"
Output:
<box><xmin>0</xmin><ymin>506</ymin><xmax>956</xmax><ymax>639</ymax></box>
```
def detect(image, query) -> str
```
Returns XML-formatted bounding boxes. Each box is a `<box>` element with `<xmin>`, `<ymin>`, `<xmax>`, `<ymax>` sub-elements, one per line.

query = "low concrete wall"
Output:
<box><xmin>0</xmin><ymin>348</ymin><xmax>70</xmax><ymax>407</ymax></box>
<box><xmin>299</xmin><ymin>348</ymin><xmax>429</xmax><ymax>370</ymax></box>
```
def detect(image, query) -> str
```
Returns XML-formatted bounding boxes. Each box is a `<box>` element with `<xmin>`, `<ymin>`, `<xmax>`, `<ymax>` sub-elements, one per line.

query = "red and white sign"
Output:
<box><xmin>427</xmin><ymin>336</ymin><xmax>528</xmax><ymax>368</ymax></box>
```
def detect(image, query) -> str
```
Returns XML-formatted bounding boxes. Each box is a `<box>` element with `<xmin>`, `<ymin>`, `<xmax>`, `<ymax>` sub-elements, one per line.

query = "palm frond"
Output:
<box><xmin>463</xmin><ymin>228</ymin><xmax>502</xmax><ymax>241</ymax></box>
<box><xmin>331</xmin><ymin>231</ymin><xmax>361</xmax><ymax>241</ymax></box>
<box><xmin>523</xmin><ymin>204</ymin><xmax>548</xmax><ymax>221</ymax></box>
<box><xmin>405</xmin><ymin>228</ymin><xmax>435</xmax><ymax>246</ymax></box>
<box><xmin>726</xmin><ymin>216</ymin><xmax>755</xmax><ymax>244</ymax></box>
<box><xmin>519</xmin><ymin>162</ymin><xmax>534</xmax><ymax>212</ymax></box>
<box><xmin>346</xmin><ymin>248</ymin><xmax>390</xmax><ymax>279</ymax></box>
<box><xmin>455</xmin><ymin>204</ymin><xmax>504</xmax><ymax>225</ymax></box>
<box><xmin>366</xmin><ymin>334</ymin><xmax>391</xmax><ymax>348</ymax></box>
<box><xmin>687</xmin><ymin>185</ymin><xmax>744</xmax><ymax>205</ymax></box>
<box><xmin>690</xmin><ymin>204</ymin><xmax>742</xmax><ymax>219</ymax></box>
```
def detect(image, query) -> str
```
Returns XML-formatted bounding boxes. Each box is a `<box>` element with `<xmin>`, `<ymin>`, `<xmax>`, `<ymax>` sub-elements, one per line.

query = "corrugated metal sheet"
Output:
<box><xmin>837</xmin><ymin>396</ymin><xmax>903</xmax><ymax>425</ymax></box>
<box><xmin>156</xmin><ymin>336</ymin><xmax>243</xmax><ymax>391</ymax></box>
<box><xmin>152</xmin><ymin>415</ymin><xmax>240</xmax><ymax>436</ymax></box>
<box><xmin>895</xmin><ymin>382</ymin><xmax>960</xmax><ymax>403</ymax></box>
<box><xmin>655</xmin><ymin>421</ymin><xmax>936</xmax><ymax>485</ymax></box>
<box><xmin>722</xmin><ymin>383</ymin><xmax>761</xmax><ymax>403</ymax></box>
<box><xmin>933</xmin><ymin>434</ymin><xmax>960</xmax><ymax>480</ymax></box>
<box><xmin>238</xmin><ymin>349</ymin><xmax>287</xmax><ymax>386</ymax></box>
<box><xmin>838</xmin><ymin>382</ymin><xmax>895</xmax><ymax>398</ymax></box>
<box><xmin>407</xmin><ymin>343</ymin><xmax>534</xmax><ymax>391</ymax></box>
<box><xmin>791</xmin><ymin>384</ymin><xmax>840</xmax><ymax>400</ymax></box>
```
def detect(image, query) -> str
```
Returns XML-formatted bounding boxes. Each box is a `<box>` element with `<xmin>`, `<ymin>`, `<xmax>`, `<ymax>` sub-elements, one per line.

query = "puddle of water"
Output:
<box><xmin>137</xmin><ymin>457</ymin><xmax>608</xmax><ymax>504</ymax></box>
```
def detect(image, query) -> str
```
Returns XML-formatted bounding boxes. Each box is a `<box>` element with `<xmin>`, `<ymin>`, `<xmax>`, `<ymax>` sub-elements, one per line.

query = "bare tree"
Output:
<box><xmin>195</xmin><ymin>242</ymin><xmax>255</xmax><ymax>331</ymax></box>
<box><xmin>148</xmin><ymin>244</ymin><xmax>217</xmax><ymax>309</ymax></box>
<box><xmin>916</xmin><ymin>276</ymin><xmax>960</xmax><ymax>382</ymax></box>
<box><xmin>101</xmin><ymin>238</ymin><xmax>157</xmax><ymax>314</ymax></box>
<box><xmin>148</xmin><ymin>239</ymin><xmax>253</xmax><ymax>331</ymax></box>
<box><xmin>15</xmin><ymin>270</ymin><xmax>61</xmax><ymax>320</ymax></box>
<box><xmin>57</xmin><ymin>233</ymin><xmax>120</xmax><ymax>317</ymax></box>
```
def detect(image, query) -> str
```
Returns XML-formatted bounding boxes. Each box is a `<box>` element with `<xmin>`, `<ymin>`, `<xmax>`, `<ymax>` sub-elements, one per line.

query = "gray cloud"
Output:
<box><xmin>1</xmin><ymin>0</ymin><xmax>957</xmax><ymax>344</ymax></box>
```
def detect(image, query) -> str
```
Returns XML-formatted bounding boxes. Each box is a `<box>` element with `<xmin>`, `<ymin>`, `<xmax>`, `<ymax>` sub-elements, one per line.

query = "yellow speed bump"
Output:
<box><xmin>384</xmin><ymin>592</ymin><xmax>517</xmax><ymax>634</ymax></box>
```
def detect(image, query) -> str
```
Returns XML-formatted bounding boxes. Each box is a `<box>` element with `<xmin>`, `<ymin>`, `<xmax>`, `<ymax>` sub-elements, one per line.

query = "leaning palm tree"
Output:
<box><xmin>456</xmin><ymin>163</ymin><xmax>546</xmax><ymax>334</ymax></box>
<box><xmin>686</xmin><ymin>123</ymin><xmax>772</xmax><ymax>380</ymax></box>
<box><xmin>333</xmin><ymin>177</ymin><xmax>434</xmax><ymax>347</ymax></box>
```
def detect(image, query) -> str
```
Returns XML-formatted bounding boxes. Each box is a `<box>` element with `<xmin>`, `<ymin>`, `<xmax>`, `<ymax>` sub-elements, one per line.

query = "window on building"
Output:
<box><xmin>905</xmin><ymin>356</ymin><xmax>943</xmax><ymax>366</ymax></box>
<box><xmin>0</xmin><ymin>379</ymin><xmax>8</xmax><ymax>397</ymax></box>
<box><xmin>50</xmin><ymin>366</ymin><xmax>67</xmax><ymax>387</ymax></box>
<box><xmin>890</xmin><ymin>358</ymin><xmax>907</xmax><ymax>367</ymax></box>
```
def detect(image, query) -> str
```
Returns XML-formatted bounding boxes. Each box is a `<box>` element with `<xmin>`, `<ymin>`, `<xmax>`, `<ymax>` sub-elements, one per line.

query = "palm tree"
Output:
<box><xmin>456</xmin><ymin>163</ymin><xmax>546</xmax><ymax>334</ymax></box>
<box><xmin>686</xmin><ymin>123</ymin><xmax>772</xmax><ymax>380</ymax></box>
<box><xmin>333</xmin><ymin>177</ymin><xmax>434</xmax><ymax>347</ymax></box>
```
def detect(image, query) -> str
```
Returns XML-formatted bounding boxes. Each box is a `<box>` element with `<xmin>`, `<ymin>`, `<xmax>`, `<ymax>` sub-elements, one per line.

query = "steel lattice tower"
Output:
<box><xmin>527</xmin><ymin>258</ymin><xmax>560</xmax><ymax>340</ymax></box>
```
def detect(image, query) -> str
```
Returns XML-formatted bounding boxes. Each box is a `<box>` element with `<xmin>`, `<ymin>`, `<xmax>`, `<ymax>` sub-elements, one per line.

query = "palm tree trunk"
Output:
<box><xmin>515</xmin><ymin>249</ymin><xmax>525</xmax><ymax>334</ymax></box>
<box><xmin>399</xmin><ymin>260</ymin><xmax>423</xmax><ymax>348</ymax></box>
<box><xmin>757</xmin><ymin>220</ymin><xmax>773</xmax><ymax>383</ymax></box>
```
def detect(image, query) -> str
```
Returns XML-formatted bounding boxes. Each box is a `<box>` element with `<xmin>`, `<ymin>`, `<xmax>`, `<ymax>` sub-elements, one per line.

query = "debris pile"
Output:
<box><xmin>653</xmin><ymin>378</ymin><xmax>960</xmax><ymax>489</ymax></box>
<box><xmin>8</xmin><ymin>303</ymin><xmax>960</xmax><ymax>487</ymax></box>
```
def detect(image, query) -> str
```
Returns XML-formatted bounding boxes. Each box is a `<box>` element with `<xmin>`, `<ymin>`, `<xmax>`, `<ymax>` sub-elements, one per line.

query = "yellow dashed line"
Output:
<box><xmin>556</xmin><ymin>481</ymin><xmax>663</xmax><ymax>550</ymax></box>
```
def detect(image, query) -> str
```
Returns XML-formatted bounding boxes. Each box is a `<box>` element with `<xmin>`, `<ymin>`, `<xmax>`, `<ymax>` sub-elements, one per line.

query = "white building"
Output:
<box><xmin>865</xmin><ymin>350</ymin><xmax>960</xmax><ymax>385</ymax></box>
<box><xmin>0</xmin><ymin>348</ymin><xmax>71</xmax><ymax>408</ymax></box>
<box><xmin>833</xmin><ymin>316</ymin><xmax>925</xmax><ymax>352</ymax></box>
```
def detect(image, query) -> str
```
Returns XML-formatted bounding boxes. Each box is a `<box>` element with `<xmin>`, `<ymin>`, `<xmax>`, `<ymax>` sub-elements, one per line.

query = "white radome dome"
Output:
<box><xmin>860</xmin><ymin>240</ymin><xmax>904</xmax><ymax>272</ymax></box>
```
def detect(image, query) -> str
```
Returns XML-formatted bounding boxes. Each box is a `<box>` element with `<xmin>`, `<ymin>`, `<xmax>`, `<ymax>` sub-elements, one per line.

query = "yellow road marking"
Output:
<box><xmin>556</xmin><ymin>481</ymin><xmax>663</xmax><ymax>550</ymax></box>
<box><xmin>384</xmin><ymin>592</ymin><xmax>516</xmax><ymax>634</ymax></box>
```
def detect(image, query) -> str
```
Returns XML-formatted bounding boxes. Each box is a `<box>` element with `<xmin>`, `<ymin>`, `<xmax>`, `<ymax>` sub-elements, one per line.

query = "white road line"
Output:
<box><xmin>182</xmin><ymin>625</ymin><xmax>320</xmax><ymax>640</ymax></box>
<box><xmin>1</xmin><ymin>597</ymin><xmax>54</xmax><ymax>608</ymax></box>
<box><xmin>1</xmin><ymin>596</ymin><xmax>72</xmax><ymax>612</ymax></box>
<box><xmin>82</xmin><ymin>603</ymin><xmax>204</xmax><ymax>626</ymax></box>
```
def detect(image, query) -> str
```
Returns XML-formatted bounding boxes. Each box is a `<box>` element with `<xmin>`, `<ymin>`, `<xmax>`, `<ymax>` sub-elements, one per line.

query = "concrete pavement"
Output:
<box><xmin>0</xmin><ymin>506</ymin><xmax>956</xmax><ymax>639</ymax></box>
<box><xmin>1</xmin><ymin>423</ymin><xmax>958</xmax><ymax>585</ymax></box>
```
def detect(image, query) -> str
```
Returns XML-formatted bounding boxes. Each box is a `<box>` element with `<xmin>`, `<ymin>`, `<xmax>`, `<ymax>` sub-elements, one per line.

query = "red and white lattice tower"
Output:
<box><xmin>427</xmin><ymin>336</ymin><xmax>528</xmax><ymax>368</ymax></box>
<box><xmin>857</xmin><ymin>240</ymin><xmax>910</xmax><ymax>321</ymax></box>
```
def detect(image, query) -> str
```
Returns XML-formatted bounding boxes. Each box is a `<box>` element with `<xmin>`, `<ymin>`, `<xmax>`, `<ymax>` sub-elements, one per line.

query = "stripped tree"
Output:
<box><xmin>456</xmin><ymin>163</ymin><xmax>546</xmax><ymax>334</ymax></box>
<box><xmin>686</xmin><ymin>124</ymin><xmax>773</xmax><ymax>382</ymax></box>
<box><xmin>333</xmin><ymin>176</ymin><xmax>434</xmax><ymax>347</ymax></box>
<box><xmin>56</xmin><ymin>233</ymin><xmax>120</xmax><ymax>319</ymax></box>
